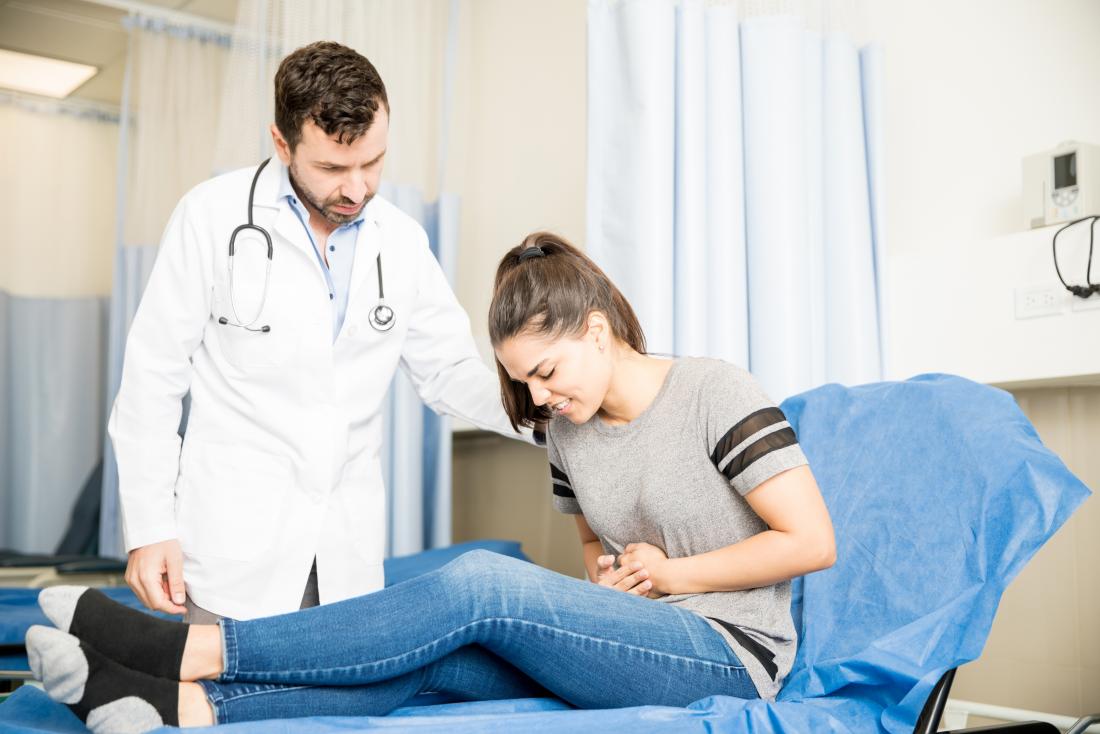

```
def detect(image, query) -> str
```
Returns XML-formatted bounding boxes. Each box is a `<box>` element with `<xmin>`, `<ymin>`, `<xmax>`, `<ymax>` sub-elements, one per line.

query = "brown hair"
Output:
<box><xmin>274</xmin><ymin>41</ymin><xmax>389</xmax><ymax>151</ymax></box>
<box><xmin>488</xmin><ymin>232</ymin><xmax>646</xmax><ymax>431</ymax></box>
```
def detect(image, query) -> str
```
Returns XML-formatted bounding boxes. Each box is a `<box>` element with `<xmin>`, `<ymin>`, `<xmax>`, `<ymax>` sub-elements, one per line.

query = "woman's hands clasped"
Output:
<box><xmin>595</xmin><ymin>554</ymin><xmax>651</xmax><ymax>595</ymax></box>
<box><xmin>595</xmin><ymin>542</ymin><xmax>671</xmax><ymax>597</ymax></box>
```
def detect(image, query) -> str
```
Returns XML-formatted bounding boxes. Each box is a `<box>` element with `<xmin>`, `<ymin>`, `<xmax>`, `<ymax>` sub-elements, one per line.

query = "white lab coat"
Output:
<box><xmin>109</xmin><ymin>160</ymin><xmax>527</xmax><ymax>620</ymax></box>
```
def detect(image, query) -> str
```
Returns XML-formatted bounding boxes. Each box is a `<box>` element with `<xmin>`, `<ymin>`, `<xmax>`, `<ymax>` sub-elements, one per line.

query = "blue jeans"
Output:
<box><xmin>200</xmin><ymin>551</ymin><xmax>758</xmax><ymax>723</ymax></box>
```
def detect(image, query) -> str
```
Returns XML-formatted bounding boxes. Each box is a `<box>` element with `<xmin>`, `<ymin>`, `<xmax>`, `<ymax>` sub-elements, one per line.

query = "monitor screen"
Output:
<box><xmin>1054</xmin><ymin>152</ymin><xmax>1076</xmax><ymax>190</ymax></box>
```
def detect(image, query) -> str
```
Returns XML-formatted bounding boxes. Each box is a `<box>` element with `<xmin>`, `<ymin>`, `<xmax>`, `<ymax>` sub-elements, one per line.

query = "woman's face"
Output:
<box><xmin>495</xmin><ymin>318</ymin><xmax>612</xmax><ymax>425</ymax></box>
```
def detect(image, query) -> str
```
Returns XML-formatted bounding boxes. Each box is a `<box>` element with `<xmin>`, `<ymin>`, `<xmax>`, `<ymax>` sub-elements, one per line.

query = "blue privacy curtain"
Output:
<box><xmin>587</xmin><ymin>0</ymin><xmax>885</xmax><ymax>401</ymax></box>
<box><xmin>378</xmin><ymin>189</ymin><xmax>460</xmax><ymax>556</ymax></box>
<box><xmin>0</xmin><ymin>92</ymin><xmax>118</xmax><ymax>553</ymax></box>
<box><xmin>100</xmin><ymin>1</ymin><xmax>462</xmax><ymax>559</ymax></box>
<box><xmin>98</xmin><ymin>16</ymin><xmax>232</xmax><ymax>558</ymax></box>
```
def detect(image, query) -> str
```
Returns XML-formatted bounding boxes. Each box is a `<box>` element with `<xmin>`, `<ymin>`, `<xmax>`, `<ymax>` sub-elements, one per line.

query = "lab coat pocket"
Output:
<box><xmin>212</xmin><ymin>279</ymin><xmax>298</xmax><ymax>369</ymax></box>
<box><xmin>212</xmin><ymin>316</ymin><xmax>298</xmax><ymax>369</ymax></box>
<box><xmin>176</xmin><ymin>442</ymin><xmax>291</xmax><ymax>562</ymax></box>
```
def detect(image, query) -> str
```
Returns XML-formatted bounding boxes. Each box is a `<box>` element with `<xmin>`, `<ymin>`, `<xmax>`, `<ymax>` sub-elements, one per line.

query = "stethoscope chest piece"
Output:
<box><xmin>367</xmin><ymin>251</ymin><xmax>395</xmax><ymax>332</ymax></box>
<box><xmin>369</xmin><ymin>301</ymin><xmax>396</xmax><ymax>332</ymax></box>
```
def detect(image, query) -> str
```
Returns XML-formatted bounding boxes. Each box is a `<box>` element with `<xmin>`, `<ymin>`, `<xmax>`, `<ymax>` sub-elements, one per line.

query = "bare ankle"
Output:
<box><xmin>178</xmin><ymin>682</ymin><xmax>215</xmax><ymax>727</ymax></box>
<box><xmin>179</xmin><ymin>625</ymin><xmax>224</xmax><ymax>681</ymax></box>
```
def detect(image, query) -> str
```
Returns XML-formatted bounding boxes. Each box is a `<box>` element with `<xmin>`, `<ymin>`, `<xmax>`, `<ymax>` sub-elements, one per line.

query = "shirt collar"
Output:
<box><xmin>278</xmin><ymin>163</ymin><xmax>369</xmax><ymax>229</ymax></box>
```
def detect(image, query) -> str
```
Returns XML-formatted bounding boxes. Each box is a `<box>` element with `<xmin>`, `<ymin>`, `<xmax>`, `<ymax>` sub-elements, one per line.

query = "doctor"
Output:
<box><xmin>109</xmin><ymin>41</ymin><xmax>533</xmax><ymax>623</ymax></box>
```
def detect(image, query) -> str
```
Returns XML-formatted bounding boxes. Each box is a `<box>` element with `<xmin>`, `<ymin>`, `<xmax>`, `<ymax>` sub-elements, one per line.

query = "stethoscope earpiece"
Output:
<box><xmin>219</xmin><ymin>316</ymin><xmax>271</xmax><ymax>333</ymax></box>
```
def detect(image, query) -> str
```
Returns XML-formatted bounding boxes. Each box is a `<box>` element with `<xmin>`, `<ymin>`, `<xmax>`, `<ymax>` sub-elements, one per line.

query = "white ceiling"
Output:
<box><xmin>0</xmin><ymin>0</ymin><xmax>238</xmax><ymax>105</ymax></box>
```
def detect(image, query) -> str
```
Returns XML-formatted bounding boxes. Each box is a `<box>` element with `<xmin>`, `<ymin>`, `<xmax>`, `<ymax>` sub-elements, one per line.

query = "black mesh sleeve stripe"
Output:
<box><xmin>709</xmin><ymin>407</ymin><xmax>788</xmax><ymax>466</ymax></box>
<box><xmin>552</xmin><ymin>483</ymin><xmax>576</xmax><ymax>499</ymax></box>
<box><xmin>720</xmin><ymin>427</ymin><xmax>798</xmax><ymax>483</ymax></box>
<box><xmin>549</xmin><ymin>464</ymin><xmax>575</xmax><ymax>497</ymax></box>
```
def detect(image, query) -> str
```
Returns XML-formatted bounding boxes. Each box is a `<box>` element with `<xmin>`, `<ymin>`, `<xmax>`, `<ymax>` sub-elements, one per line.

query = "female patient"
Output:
<box><xmin>26</xmin><ymin>232</ymin><xmax>835</xmax><ymax>732</ymax></box>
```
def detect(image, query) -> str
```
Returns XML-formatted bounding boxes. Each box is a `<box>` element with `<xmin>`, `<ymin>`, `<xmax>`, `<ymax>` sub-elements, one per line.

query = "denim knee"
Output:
<box><xmin>439</xmin><ymin>550</ymin><xmax>525</xmax><ymax>599</ymax></box>
<box><xmin>443</xmin><ymin>549</ymin><xmax>518</xmax><ymax>575</ymax></box>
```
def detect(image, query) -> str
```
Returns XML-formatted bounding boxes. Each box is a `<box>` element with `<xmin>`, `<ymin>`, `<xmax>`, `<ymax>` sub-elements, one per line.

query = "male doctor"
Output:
<box><xmin>110</xmin><ymin>41</ymin><xmax>531</xmax><ymax>623</ymax></box>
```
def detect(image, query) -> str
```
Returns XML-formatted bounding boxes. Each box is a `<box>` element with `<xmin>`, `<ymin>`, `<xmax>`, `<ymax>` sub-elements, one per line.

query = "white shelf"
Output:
<box><xmin>887</xmin><ymin>225</ymin><xmax>1100</xmax><ymax>388</ymax></box>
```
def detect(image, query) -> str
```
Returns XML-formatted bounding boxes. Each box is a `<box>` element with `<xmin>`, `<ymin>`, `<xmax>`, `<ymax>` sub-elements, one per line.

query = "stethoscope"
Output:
<box><xmin>217</xmin><ymin>158</ymin><xmax>396</xmax><ymax>334</ymax></box>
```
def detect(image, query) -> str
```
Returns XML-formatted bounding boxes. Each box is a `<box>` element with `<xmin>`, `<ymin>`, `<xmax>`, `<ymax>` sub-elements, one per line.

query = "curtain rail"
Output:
<box><xmin>0</xmin><ymin>88</ymin><xmax>120</xmax><ymax>121</ymax></box>
<box><xmin>67</xmin><ymin>0</ymin><xmax>234</xmax><ymax>36</ymax></box>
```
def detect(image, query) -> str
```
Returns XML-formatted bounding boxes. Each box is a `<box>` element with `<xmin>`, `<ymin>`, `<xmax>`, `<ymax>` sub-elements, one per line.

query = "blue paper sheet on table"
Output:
<box><xmin>0</xmin><ymin>375</ymin><xmax>1090</xmax><ymax>734</ymax></box>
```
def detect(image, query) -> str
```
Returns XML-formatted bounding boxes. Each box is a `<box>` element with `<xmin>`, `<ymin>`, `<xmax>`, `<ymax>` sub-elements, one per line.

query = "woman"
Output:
<box><xmin>26</xmin><ymin>232</ymin><xmax>835</xmax><ymax>732</ymax></box>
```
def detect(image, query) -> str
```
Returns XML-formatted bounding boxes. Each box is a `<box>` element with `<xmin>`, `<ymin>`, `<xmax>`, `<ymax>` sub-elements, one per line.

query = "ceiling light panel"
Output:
<box><xmin>0</xmin><ymin>48</ymin><xmax>97</xmax><ymax>98</ymax></box>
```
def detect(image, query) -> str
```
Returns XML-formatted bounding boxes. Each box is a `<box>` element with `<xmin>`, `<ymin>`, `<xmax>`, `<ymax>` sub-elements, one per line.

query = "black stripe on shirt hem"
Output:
<box><xmin>710</xmin><ymin>407</ymin><xmax>787</xmax><ymax>467</ymax></box>
<box><xmin>720</xmin><ymin>427</ymin><xmax>798</xmax><ymax>484</ymax></box>
<box><xmin>706</xmin><ymin>617</ymin><xmax>779</xmax><ymax>681</ymax></box>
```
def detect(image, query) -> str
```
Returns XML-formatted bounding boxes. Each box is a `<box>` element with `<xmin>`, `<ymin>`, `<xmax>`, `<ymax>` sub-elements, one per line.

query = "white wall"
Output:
<box><xmin>447</xmin><ymin>1</ymin><xmax>1100</xmax><ymax>386</ymax></box>
<box><xmin>868</xmin><ymin>0</ymin><xmax>1100</xmax><ymax>385</ymax></box>
<box><xmin>447</xmin><ymin>0</ymin><xmax>588</xmax><ymax>364</ymax></box>
<box><xmin>445</xmin><ymin>0</ymin><xmax>587</xmax><ymax>568</ymax></box>
<box><xmin>0</xmin><ymin>100</ymin><xmax>117</xmax><ymax>298</ymax></box>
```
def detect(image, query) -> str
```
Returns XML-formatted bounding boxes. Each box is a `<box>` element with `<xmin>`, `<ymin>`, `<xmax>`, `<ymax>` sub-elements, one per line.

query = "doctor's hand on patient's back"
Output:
<box><xmin>125</xmin><ymin>539</ymin><xmax>188</xmax><ymax>615</ymax></box>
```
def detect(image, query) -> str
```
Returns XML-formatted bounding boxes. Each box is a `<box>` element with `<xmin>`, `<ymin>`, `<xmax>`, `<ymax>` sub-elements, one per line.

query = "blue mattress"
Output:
<box><xmin>0</xmin><ymin>375</ymin><xmax>1090</xmax><ymax>733</ymax></box>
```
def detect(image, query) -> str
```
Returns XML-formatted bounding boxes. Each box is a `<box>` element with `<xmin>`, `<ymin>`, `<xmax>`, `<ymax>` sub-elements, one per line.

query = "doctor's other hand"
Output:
<box><xmin>125</xmin><ymin>539</ymin><xmax>188</xmax><ymax>615</ymax></box>
<box><xmin>594</xmin><ymin>554</ymin><xmax>652</xmax><ymax>596</ymax></box>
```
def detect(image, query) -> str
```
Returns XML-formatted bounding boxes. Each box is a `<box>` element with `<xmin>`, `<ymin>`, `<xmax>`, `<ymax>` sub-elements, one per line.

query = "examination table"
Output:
<box><xmin>0</xmin><ymin>374</ymin><xmax>1092</xmax><ymax>733</ymax></box>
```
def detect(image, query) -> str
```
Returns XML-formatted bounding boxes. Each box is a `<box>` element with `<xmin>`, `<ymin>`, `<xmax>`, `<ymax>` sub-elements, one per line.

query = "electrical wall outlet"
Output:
<box><xmin>1014</xmin><ymin>285</ymin><xmax>1067</xmax><ymax>319</ymax></box>
<box><xmin>1071</xmin><ymin>292</ymin><xmax>1100</xmax><ymax>312</ymax></box>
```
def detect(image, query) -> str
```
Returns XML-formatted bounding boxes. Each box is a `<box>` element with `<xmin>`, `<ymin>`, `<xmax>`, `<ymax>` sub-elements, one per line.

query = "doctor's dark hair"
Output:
<box><xmin>489</xmin><ymin>232</ymin><xmax>646</xmax><ymax>432</ymax></box>
<box><xmin>274</xmin><ymin>41</ymin><xmax>389</xmax><ymax>151</ymax></box>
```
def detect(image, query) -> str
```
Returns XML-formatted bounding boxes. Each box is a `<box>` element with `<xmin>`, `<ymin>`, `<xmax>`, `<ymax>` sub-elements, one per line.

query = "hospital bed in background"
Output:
<box><xmin>0</xmin><ymin>462</ymin><xmax>127</xmax><ymax>588</ymax></box>
<box><xmin>0</xmin><ymin>374</ymin><xmax>1095</xmax><ymax>733</ymax></box>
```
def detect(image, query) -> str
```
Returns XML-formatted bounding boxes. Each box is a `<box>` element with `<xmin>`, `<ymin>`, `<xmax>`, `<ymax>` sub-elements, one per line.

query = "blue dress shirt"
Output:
<box><xmin>278</xmin><ymin>166</ymin><xmax>364</xmax><ymax>341</ymax></box>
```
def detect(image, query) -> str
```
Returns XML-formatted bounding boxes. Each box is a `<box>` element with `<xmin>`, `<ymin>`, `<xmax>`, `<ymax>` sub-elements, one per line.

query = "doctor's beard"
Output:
<box><xmin>288</xmin><ymin>161</ymin><xmax>373</xmax><ymax>226</ymax></box>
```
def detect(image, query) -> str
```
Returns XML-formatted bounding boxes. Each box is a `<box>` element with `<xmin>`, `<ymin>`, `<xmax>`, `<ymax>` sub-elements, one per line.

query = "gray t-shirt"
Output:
<box><xmin>547</xmin><ymin>357</ymin><xmax>808</xmax><ymax>700</ymax></box>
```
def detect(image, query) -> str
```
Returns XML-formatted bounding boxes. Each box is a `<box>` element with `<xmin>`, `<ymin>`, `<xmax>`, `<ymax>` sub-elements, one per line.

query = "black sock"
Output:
<box><xmin>72</xmin><ymin>642</ymin><xmax>180</xmax><ymax>731</ymax></box>
<box><xmin>40</xmin><ymin>587</ymin><xmax>191</xmax><ymax>680</ymax></box>
<box><xmin>26</xmin><ymin>625</ymin><xmax>179</xmax><ymax>734</ymax></box>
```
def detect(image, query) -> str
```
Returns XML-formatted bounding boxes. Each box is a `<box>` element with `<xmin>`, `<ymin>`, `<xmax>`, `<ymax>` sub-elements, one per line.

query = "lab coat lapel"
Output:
<box><xmin>260</xmin><ymin>204</ymin><xmax>328</xmax><ymax>292</ymax></box>
<box><xmin>271</xmin><ymin>204</ymin><xmax>317</xmax><ymax>259</ymax></box>
<box><xmin>250</xmin><ymin>158</ymin><xmax>318</xmax><ymax>262</ymax></box>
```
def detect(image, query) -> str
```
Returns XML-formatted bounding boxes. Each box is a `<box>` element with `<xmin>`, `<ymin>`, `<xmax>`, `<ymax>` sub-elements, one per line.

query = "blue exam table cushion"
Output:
<box><xmin>0</xmin><ymin>376</ymin><xmax>1090</xmax><ymax>733</ymax></box>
